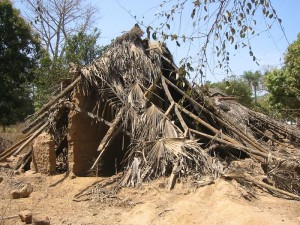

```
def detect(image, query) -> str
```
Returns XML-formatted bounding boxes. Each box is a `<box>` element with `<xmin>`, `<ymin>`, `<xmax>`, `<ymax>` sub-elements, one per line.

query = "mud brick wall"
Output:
<box><xmin>68</xmin><ymin>87</ymin><xmax>107</xmax><ymax>176</ymax></box>
<box><xmin>31</xmin><ymin>132</ymin><xmax>56</xmax><ymax>174</ymax></box>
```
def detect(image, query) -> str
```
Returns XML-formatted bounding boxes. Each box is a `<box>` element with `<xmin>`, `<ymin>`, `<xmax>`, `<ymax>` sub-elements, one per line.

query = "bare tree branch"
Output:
<box><xmin>23</xmin><ymin>0</ymin><xmax>98</xmax><ymax>59</ymax></box>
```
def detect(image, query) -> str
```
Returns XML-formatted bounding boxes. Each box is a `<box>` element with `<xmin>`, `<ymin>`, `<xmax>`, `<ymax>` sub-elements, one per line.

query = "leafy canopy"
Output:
<box><xmin>33</xmin><ymin>29</ymin><xmax>106</xmax><ymax>109</ymax></box>
<box><xmin>65</xmin><ymin>29</ymin><xmax>106</xmax><ymax>66</ymax></box>
<box><xmin>209</xmin><ymin>75</ymin><xmax>253</xmax><ymax>107</ymax></box>
<box><xmin>0</xmin><ymin>0</ymin><xmax>41</xmax><ymax>126</ymax></box>
<box><xmin>266</xmin><ymin>33</ymin><xmax>300</xmax><ymax>110</ymax></box>
<box><xmin>242</xmin><ymin>70</ymin><xmax>263</xmax><ymax>104</ymax></box>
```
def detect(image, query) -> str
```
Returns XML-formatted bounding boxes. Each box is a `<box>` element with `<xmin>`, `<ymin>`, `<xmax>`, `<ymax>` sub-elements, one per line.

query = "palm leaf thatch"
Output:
<box><xmin>2</xmin><ymin>24</ymin><xmax>300</xmax><ymax>200</ymax></box>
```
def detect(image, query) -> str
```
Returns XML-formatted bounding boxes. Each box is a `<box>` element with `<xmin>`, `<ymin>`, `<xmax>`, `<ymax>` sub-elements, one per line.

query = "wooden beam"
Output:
<box><xmin>13</xmin><ymin>122</ymin><xmax>49</xmax><ymax>156</ymax></box>
<box><xmin>97</xmin><ymin>107</ymin><xmax>125</xmax><ymax>152</ymax></box>
<box><xmin>64</xmin><ymin>101</ymin><xmax>132</xmax><ymax>137</ymax></box>
<box><xmin>161</xmin><ymin>77</ymin><xmax>189</xmax><ymax>135</ymax></box>
<box><xmin>189</xmin><ymin>129</ymin><xmax>280</xmax><ymax>161</ymax></box>
<box><xmin>0</xmin><ymin>135</ymin><xmax>31</xmax><ymax>160</ymax></box>
<box><xmin>14</xmin><ymin>149</ymin><xmax>32</xmax><ymax>170</ymax></box>
<box><xmin>89</xmin><ymin>107</ymin><xmax>125</xmax><ymax>172</ymax></box>
<box><xmin>176</xmin><ymin>103</ymin><xmax>238</xmax><ymax>145</ymax></box>
<box><xmin>225</xmin><ymin>173</ymin><xmax>300</xmax><ymax>200</ymax></box>
<box><xmin>22</xmin><ymin>111</ymin><xmax>48</xmax><ymax>134</ymax></box>
<box><xmin>163</xmin><ymin>77</ymin><xmax>270</xmax><ymax>154</ymax></box>
<box><xmin>33</xmin><ymin>76</ymin><xmax>81</xmax><ymax>118</ymax></box>
<box><xmin>64</xmin><ymin>101</ymin><xmax>112</xmax><ymax>127</ymax></box>
<box><xmin>164</xmin><ymin>102</ymin><xmax>175</xmax><ymax>116</ymax></box>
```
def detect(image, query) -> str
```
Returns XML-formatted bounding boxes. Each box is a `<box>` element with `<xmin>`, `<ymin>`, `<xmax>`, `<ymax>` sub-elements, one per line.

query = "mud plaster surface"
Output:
<box><xmin>31</xmin><ymin>132</ymin><xmax>56</xmax><ymax>174</ymax></box>
<box><xmin>67</xmin><ymin>87</ymin><xmax>107</xmax><ymax>176</ymax></box>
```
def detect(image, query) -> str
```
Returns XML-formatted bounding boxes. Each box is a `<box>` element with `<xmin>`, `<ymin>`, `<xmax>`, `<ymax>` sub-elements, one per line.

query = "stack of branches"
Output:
<box><xmin>1</xmin><ymin>25</ymin><xmax>299</xmax><ymax>200</ymax></box>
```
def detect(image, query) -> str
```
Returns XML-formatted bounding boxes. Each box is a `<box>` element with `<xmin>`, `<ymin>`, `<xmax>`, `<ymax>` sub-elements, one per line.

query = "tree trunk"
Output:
<box><xmin>254</xmin><ymin>85</ymin><xmax>257</xmax><ymax>105</ymax></box>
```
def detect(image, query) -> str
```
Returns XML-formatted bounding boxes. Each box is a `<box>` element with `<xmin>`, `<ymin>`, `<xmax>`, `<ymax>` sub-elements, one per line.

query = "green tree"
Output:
<box><xmin>33</xmin><ymin>29</ymin><xmax>106</xmax><ymax>109</ymax></box>
<box><xmin>266</xmin><ymin>69</ymin><xmax>300</xmax><ymax>110</ymax></box>
<box><xmin>21</xmin><ymin>0</ymin><xmax>104</xmax><ymax>109</ymax></box>
<box><xmin>266</xmin><ymin>33</ymin><xmax>300</xmax><ymax>110</ymax></box>
<box><xmin>0</xmin><ymin>0</ymin><xmax>41</xmax><ymax>128</ymax></box>
<box><xmin>242</xmin><ymin>70</ymin><xmax>263</xmax><ymax>104</ymax></box>
<box><xmin>210</xmin><ymin>76</ymin><xmax>253</xmax><ymax>107</ymax></box>
<box><xmin>65</xmin><ymin>29</ymin><xmax>106</xmax><ymax>66</ymax></box>
<box><xmin>33</xmin><ymin>55</ymin><xmax>69</xmax><ymax>109</ymax></box>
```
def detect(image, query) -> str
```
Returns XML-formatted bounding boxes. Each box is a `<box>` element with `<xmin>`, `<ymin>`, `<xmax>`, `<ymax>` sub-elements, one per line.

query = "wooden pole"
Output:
<box><xmin>34</xmin><ymin>76</ymin><xmax>81</xmax><ymax>118</ymax></box>
<box><xmin>97</xmin><ymin>107</ymin><xmax>125</xmax><ymax>152</ymax></box>
<box><xmin>164</xmin><ymin>76</ymin><xmax>270</xmax><ymax>154</ymax></box>
<box><xmin>22</xmin><ymin>111</ymin><xmax>48</xmax><ymax>134</ymax></box>
<box><xmin>89</xmin><ymin>107</ymin><xmax>125</xmax><ymax>172</ymax></box>
<box><xmin>64</xmin><ymin>101</ymin><xmax>132</xmax><ymax>137</ymax></box>
<box><xmin>190</xmin><ymin>129</ymin><xmax>280</xmax><ymax>160</ymax></box>
<box><xmin>64</xmin><ymin>101</ymin><xmax>112</xmax><ymax>127</ymax></box>
<box><xmin>225</xmin><ymin>173</ymin><xmax>300</xmax><ymax>200</ymax></box>
<box><xmin>0</xmin><ymin>135</ymin><xmax>32</xmax><ymax>160</ymax></box>
<box><xmin>176</xmin><ymin>103</ymin><xmax>238</xmax><ymax>145</ymax></box>
<box><xmin>13</xmin><ymin>122</ymin><xmax>49</xmax><ymax>156</ymax></box>
<box><xmin>161</xmin><ymin>77</ymin><xmax>189</xmax><ymax>135</ymax></box>
<box><xmin>13</xmin><ymin>149</ymin><xmax>32</xmax><ymax>170</ymax></box>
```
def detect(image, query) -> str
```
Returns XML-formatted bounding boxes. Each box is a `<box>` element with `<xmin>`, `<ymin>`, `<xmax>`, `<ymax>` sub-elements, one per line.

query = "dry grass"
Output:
<box><xmin>0</xmin><ymin>124</ymin><xmax>26</xmax><ymax>153</ymax></box>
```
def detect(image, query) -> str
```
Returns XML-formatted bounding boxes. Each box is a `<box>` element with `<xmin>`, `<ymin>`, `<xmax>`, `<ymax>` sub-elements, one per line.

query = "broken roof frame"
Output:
<box><xmin>1</xmin><ymin>25</ymin><xmax>299</xmax><ymax>200</ymax></box>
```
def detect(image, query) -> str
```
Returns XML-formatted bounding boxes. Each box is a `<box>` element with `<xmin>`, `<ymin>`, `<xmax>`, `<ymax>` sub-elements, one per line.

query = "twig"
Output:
<box><xmin>225</xmin><ymin>173</ymin><xmax>300</xmax><ymax>200</ymax></box>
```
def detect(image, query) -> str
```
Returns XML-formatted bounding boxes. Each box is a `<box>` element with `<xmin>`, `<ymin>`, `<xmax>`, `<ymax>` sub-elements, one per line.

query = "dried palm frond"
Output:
<box><xmin>267</xmin><ymin>159</ymin><xmax>300</xmax><ymax>196</ymax></box>
<box><xmin>128</xmin><ymin>82</ymin><xmax>147</xmax><ymax>110</ymax></box>
<box><xmin>161</xmin><ymin>119</ymin><xmax>179</xmax><ymax>138</ymax></box>
<box><xmin>125</xmin><ymin>138</ymin><xmax>211</xmax><ymax>184</ymax></box>
<box><xmin>133</xmin><ymin>104</ymin><xmax>166</xmax><ymax>141</ymax></box>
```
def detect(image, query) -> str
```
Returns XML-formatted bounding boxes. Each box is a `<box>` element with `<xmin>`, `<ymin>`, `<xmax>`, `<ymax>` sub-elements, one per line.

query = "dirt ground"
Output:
<box><xmin>0</xmin><ymin>170</ymin><xmax>299</xmax><ymax>225</ymax></box>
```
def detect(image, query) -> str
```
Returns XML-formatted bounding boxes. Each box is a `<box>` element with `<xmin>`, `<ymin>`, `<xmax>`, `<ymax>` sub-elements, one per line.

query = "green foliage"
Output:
<box><xmin>21</xmin><ymin>0</ymin><xmax>102</xmax><ymax>109</ymax></box>
<box><xmin>210</xmin><ymin>76</ymin><xmax>253</xmax><ymax>107</ymax></box>
<box><xmin>242</xmin><ymin>70</ymin><xmax>263</xmax><ymax>104</ymax></box>
<box><xmin>285</xmin><ymin>33</ymin><xmax>300</xmax><ymax>80</ymax></box>
<box><xmin>33</xmin><ymin>55</ymin><xmax>69</xmax><ymax>109</ymax></box>
<box><xmin>33</xmin><ymin>29</ymin><xmax>107</xmax><ymax>109</ymax></box>
<box><xmin>265</xmin><ymin>69</ymin><xmax>300</xmax><ymax>109</ymax></box>
<box><xmin>65</xmin><ymin>29</ymin><xmax>106</xmax><ymax>66</ymax></box>
<box><xmin>252</xmin><ymin>93</ymin><xmax>273</xmax><ymax>115</ymax></box>
<box><xmin>266</xmin><ymin>33</ymin><xmax>300</xmax><ymax>110</ymax></box>
<box><xmin>0</xmin><ymin>0</ymin><xmax>41</xmax><ymax>126</ymax></box>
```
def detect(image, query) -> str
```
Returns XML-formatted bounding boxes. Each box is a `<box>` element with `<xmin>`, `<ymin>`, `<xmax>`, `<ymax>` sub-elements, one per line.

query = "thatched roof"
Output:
<box><xmin>1</xmin><ymin>25</ymin><xmax>299</xmax><ymax>200</ymax></box>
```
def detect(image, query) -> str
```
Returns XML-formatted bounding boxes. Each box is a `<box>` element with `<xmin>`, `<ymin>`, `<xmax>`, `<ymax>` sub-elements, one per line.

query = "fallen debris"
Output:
<box><xmin>2</xmin><ymin>25</ymin><xmax>300</xmax><ymax>200</ymax></box>
<box><xmin>11</xmin><ymin>190</ymin><xmax>22</xmax><ymax>199</ymax></box>
<box><xmin>32</xmin><ymin>215</ymin><xmax>50</xmax><ymax>225</ymax></box>
<box><xmin>10</xmin><ymin>183</ymin><xmax>33</xmax><ymax>199</ymax></box>
<box><xmin>20</xmin><ymin>183</ymin><xmax>33</xmax><ymax>198</ymax></box>
<box><xmin>19</xmin><ymin>210</ymin><xmax>33</xmax><ymax>224</ymax></box>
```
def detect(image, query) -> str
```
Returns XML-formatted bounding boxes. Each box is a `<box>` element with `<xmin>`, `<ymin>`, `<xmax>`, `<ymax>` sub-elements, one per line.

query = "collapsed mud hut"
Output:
<box><xmin>1</xmin><ymin>25</ymin><xmax>300</xmax><ymax>200</ymax></box>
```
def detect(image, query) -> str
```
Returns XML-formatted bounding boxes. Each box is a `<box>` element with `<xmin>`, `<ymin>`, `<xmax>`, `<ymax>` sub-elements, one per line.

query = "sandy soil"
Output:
<box><xmin>0</xmin><ymin>170</ymin><xmax>299</xmax><ymax>225</ymax></box>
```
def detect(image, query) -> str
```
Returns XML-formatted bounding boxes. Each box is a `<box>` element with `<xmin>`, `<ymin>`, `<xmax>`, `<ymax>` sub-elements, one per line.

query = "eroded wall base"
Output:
<box><xmin>31</xmin><ymin>132</ymin><xmax>56</xmax><ymax>174</ymax></box>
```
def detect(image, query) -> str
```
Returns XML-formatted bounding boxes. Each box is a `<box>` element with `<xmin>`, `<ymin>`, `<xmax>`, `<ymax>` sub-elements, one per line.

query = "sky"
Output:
<box><xmin>13</xmin><ymin>0</ymin><xmax>300</xmax><ymax>83</ymax></box>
